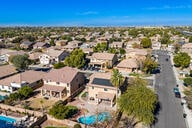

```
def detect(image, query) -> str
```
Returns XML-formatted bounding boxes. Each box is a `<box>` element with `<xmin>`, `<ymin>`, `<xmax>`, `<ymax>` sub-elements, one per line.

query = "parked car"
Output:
<box><xmin>173</xmin><ymin>87</ymin><xmax>181</xmax><ymax>98</ymax></box>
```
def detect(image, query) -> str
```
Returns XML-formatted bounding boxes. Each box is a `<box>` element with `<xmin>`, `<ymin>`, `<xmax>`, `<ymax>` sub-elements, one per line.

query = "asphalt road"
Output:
<box><xmin>153</xmin><ymin>50</ymin><xmax>186</xmax><ymax>128</ymax></box>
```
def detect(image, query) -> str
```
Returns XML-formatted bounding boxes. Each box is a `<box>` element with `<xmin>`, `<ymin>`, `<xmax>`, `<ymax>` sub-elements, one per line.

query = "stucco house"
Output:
<box><xmin>109</xmin><ymin>42</ymin><xmax>124</xmax><ymax>48</ymax></box>
<box><xmin>87</xmin><ymin>73</ymin><xmax>124</xmax><ymax>107</ymax></box>
<box><xmin>116</xmin><ymin>58</ymin><xmax>139</xmax><ymax>74</ymax></box>
<box><xmin>33</xmin><ymin>42</ymin><xmax>50</xmax><ymax>49</ymax></box>
<box><xmin>20</xmin><ymin>41</ymin><xmax>35</xmax><ymax>49</ymax></box>
<box><xmin>126</xmin><ymin>49</ymin><xmax>148</xmax><ymax>61</ymax></box>
<box><xmin>40</xmin><ymin>66</ymin><xmax>85</xmax><ymax>99</ymax></box>
<box><xmin>0</xmin><ymin>70</ymin><xmax>45</xmax><ymax>93</ymax></box>
<box><xmin>89</xmin><ymin>53</ymin><xmax>118</xmax><ymax>69</ymax></box>
<box><xmin>39</xmin><ymin>49</ymin><xmax>69</xmax><ymax>65</ymax></box>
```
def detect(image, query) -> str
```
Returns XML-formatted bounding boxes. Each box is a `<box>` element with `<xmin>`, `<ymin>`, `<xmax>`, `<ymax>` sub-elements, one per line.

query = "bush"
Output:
<box><xmin>53</xmin><ymin>62</ymin><xmax>65</xmax><ymax>69</ymax></box>
<box><xmin>184</xmin><ymin>77</ymin><xmax>192</xmax><ymax>86</ymax></box>
<box><xmin>73</xmin><ymin>123</ymin><xmax>82</xmax><ymax>128</ymax></box>
<box><xmin>49</xmin><ymin>103</ymin><xmax>78</xmax><ymax>119</ymax></box>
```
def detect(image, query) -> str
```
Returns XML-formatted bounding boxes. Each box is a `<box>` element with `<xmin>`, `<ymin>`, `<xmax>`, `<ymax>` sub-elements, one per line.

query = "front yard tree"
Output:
<box><xmin>143</xmin><ymin>56</ymin><xmax>158</xmax><ymax>74</ymax></box>
<box><xmin>118</xmin><ymin>78</ymin><xmax>158</xmax><ymax>126</ymax></box>
<box><xmin>173</xmin><ymin>52</ymin><xmax>191</xmax><ymax>68</ymax></box>
<box><xmin>64</xmin><ymin>49</ymin><xmax>85</xmax><ymax>69</ymax></box>
<box><xmin>141</xmin><ymin>38</ymin><xmax>152</xmax><ymax>48</ymax></box>
<box><xmin>10</xmin><ymin>54</ymin><xmax>31</xmax><ymax>70</ymax></box>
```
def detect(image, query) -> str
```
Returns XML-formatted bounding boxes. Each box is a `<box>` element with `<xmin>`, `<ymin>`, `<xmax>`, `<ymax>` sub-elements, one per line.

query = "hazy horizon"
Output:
<box><xmin>1</xmin><ymin>0</ymin><xmax>192</xmax><ymax>26</ymax></box>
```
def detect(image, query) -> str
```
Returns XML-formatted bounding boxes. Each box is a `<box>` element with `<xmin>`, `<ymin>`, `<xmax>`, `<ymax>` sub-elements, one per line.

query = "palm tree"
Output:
<box><xmin>111</xmin><ymin>69</ymin><xmax>124</xmax><ymax>108</ymax></box>
<box><xmin>118</xmin><ymin>79</ymin><xmax>158</xmax><ymax>126</ymax></box>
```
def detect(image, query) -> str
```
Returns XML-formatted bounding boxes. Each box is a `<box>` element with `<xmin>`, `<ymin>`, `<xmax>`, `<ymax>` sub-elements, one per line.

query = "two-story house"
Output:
<box><xmin>39</xmin><ymin>49</ymin><xmax>69</xmax><ymax>65</ymax></box>
<box><xmin>87</xmin><ymin>73</ymin><xmax>125</xmax><ymax>107</ymax></box>
<box><xmin>40</xmin><ymin>66</ymin><xmax>85</xmax><ymax>99</ymax></box>
<box><xmin>89</xmin><ymin>53</ymin><xmax>118</xmax><ymax>69</ymax></box>
<box><xmin>0</xmin><ymin>70</ymin><xmax>45</xmax><ymax>93</ymax></box>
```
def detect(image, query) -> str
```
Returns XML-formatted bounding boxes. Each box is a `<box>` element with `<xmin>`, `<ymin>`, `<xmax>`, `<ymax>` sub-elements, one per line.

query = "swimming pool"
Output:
<box><xmin>0</xmin><ymin>115</ymin><xmax>16</xmax><ymax>128</ymax></box>
<box><xmin>78</xmin><ymin>112</ymin><xmax>111</xmax><ymax>125</ymax></box>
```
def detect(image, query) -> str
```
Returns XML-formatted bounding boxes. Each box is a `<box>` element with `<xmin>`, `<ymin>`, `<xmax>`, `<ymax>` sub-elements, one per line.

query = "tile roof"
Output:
<box><xmin>40</xmin><ymin>84</ymin><xmax>65</xmax><ymax>92</ymax></box>
<box><xmin>0</xmin><ymin>65</ymin><xmax>17</xmax><ymax>79</ymax></box>
<box><xmin>0</xmin><ymin>70</ymin><xmax>46</xmax><ymax>86</ymax></box>
<box><xmin>117</xmin><ymin>58</ymin><xmax>138</xmax><ymax>68</ymax></box>
<box><xmin>43</xmin><ymin>66</ymin><xmax>79</xmax><ymax>83</ymax></box>
<box><xmin>91</xmin><ymin>53</ymin><xmax>115</xmax><ymax>60</ymax></box>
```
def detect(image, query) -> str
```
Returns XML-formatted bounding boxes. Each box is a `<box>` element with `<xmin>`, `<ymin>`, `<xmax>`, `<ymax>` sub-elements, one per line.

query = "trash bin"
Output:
<box><xmin>183</xmin><ymin>113</ymin><xmax>187</xmax><ymax>118</ymax></box>
<box><xmin>181</xmin><ymin>102</ymin><xmax>184</xmax><ymax>106</ymax></box>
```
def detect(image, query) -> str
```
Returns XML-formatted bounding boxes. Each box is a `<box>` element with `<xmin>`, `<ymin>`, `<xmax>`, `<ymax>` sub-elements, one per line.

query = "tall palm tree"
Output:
<box><xmin>118</xmin><ymin>80</ymin><xmax>158</xmax><ymax>126</ymax></box>
<box><xmin>111</xmin><ymin>69</ymin><xmax>124</xmax><ymax>107</ymax></box>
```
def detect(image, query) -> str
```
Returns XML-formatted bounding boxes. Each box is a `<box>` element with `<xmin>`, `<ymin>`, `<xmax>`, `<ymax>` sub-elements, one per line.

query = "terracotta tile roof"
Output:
<box><xmin>0</xmin><ymin>65</ymin><xmax>17</xmax><ymax>79</ymax></box>
<box><xmin>40</xmin><ymin>84</ymin><xmax>65</xmax><ymax>92</ymax></box>
<box><xmin>0</xmin><ymin>70</ymin><xmax>46</xmax><ymax>86</ymax></box>
<box><xmin>126</xmin><ymin>49</ymin><xmax>148</xmax><ymax>56</ymax></box>
<box><xmin>91</xmin><ymin>53</ymin><xmax>115</xmax><ymax>61</ymax></box>
<box><xmin>117</xmin><ymin>58</ymin><xmax>138</xmax><ymax>68</ymax></box>
<box><xmin>43</xmin><ymin>66</ymin><xmax>79</xmax><ymax>83</ymax></box>
<box><xmin>45</xmin><ymin>49</ymin><xmax>64</xmax><ymax>57</ymax></box>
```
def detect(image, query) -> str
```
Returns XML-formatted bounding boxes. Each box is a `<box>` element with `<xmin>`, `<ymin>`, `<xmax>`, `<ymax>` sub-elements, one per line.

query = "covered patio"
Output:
<box><xmin>89</xmin><ymin>61</ymin><xmax>106</xmax><ymax>69</ymax></box>
<box><xmin>97</xmin><ymin>92</ymin><xmax>116</xmax><ymax>107</ymax></box>
<box><xmin>40</xmin><ymin>84</ymin><xmax>66</xmax><ymax>99</ymax></box>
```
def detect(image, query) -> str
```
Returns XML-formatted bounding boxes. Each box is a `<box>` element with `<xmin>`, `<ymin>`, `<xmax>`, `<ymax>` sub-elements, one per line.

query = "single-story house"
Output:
<box><xmin>40</xmin><ymin>66</ymin><xmax>85</xmax><ymax>99</ymax></box>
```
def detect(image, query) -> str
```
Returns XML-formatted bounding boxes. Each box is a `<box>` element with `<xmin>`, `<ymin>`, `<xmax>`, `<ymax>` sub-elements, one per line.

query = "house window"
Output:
<box><xmin>76</xmin><ymin>79</ymin><xmax>78</xmax><ymax>82</ymax></box>
<box><xmin>92</xmin><ymin>86</ymin><xmax>94</xmax><ymax>89</ymax></box>
<box><xmin>104</xmin><ymin>88</ymin><xmax>108</xmax><ymax>91</ymax></box>
<box><xmin>2</xmin><ymin>86</ymin><xmax>4</xmax><ymax>89</ymax></box>
<box><xmin>67</xmin><ymin>83</ymin><xmax>69</xmax><ymax>87</ymax></box>
<box><xmin>56</xmin><ymin>82</ymin><xmax>60</xmax><ymax>85</ymax></box>
<box><xmin>67</xmin><ymin>90</ymin><xmax>69</xmax><ymax>93</ymax></box>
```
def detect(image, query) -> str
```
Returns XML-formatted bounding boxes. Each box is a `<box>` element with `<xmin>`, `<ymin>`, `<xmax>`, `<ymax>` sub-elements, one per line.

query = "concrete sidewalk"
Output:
<box><xmin>170</xmin><ymin>54</ymin><xmax>192</xmax><ymax>128</ymax></box>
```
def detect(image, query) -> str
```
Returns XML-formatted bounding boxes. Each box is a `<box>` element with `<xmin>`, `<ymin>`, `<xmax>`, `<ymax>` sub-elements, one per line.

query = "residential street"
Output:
<box><xmin>153</xmin><ymin>50</ymin><xmax>186</xmax><ymax>128</ymax></box>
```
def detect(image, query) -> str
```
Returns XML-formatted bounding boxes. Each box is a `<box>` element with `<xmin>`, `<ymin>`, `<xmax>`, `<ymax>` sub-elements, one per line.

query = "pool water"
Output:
<box><xmin>0</xmin><ymin>115</ymin><xmax>16</xmax><ymax>128</ymax></box>
<box><xmin>0</xmin><ymin>95</ymin><xmax>8</xmax><ymax>101</ymax></box>
<box><xmin>78</xmin><ymin>112</ymin><xmax>111</xmax><ymax>125</ymax></box>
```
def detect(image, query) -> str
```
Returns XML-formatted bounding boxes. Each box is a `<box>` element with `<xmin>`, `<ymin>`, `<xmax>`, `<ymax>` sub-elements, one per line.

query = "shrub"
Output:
<box><xmin>49</xmin><ymin>103</ymin><xmax>78</xmax><ymax>119</ymax></box>
<box><xmin>184</xmin><ymin>77</ymin><xmax>192</xmax><ymax>86</ymax></box>
<box><xmin>73</xmin><ymin>123</ymin><xmax>82</xmax><ymax>128</ymax></box>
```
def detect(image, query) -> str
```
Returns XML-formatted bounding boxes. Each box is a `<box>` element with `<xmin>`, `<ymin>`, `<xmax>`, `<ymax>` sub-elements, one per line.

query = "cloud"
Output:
<box><xmin>144</xmin><ymin>5</ymin><xmax>192</xmax><ymax>10</ymax></box>
<box><xmin>76</xmin><ymin>11</ymin><xmax>98</xmax><ymax>15</ymax></box>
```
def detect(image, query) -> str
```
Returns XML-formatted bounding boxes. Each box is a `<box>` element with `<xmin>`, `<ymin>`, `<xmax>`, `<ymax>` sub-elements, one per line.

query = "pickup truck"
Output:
<box><xmin>173</xmin><ymin>87</ymin><xmax>181</xmax><ymax>98</ymax></box>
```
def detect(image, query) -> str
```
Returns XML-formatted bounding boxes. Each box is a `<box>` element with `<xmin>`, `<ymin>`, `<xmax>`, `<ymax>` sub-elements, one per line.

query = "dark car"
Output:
<box><xmin>173</xmin><ymin>87</ymin><xmax>181</xmax><ymax>98</ymax></box>
<box><xmin>175</xmin><ymin>92</ymin><xmax>181</xmax><ymax>98</ymax></box>
<box><xmin>166</xmin><ymin>58</ymin><xmax>169</xmax><ymax>61</ymax></box>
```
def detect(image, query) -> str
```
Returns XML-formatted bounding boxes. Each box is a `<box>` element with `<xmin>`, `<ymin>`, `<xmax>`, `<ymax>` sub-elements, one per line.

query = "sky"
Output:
<box><xmin>0</xmin><ymin>0</ymin><xmax>192</xmax><ymax>26</ymax></box>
